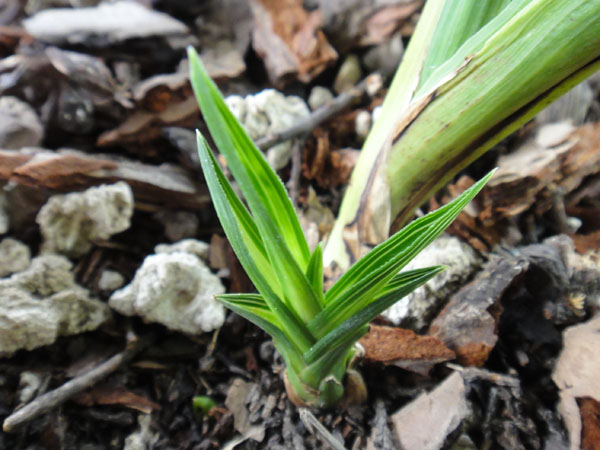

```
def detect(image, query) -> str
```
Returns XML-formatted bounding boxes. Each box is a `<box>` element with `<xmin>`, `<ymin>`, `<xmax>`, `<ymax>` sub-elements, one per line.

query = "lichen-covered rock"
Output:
<box><xmin>6</xmin><ymin>254</ymin><xmax>75</xmax><ymax>296</ymax></box>
<box><xmin>0</xmin><ymin>255</ymin><xmax>110</xmax><ymax>356</ymax></box>
<box><xmin>382</xmin><ymin>235</ymin><xmax>483</xmax><ymax>332</ymax></box>
<box><xmin>109</xmin><ymin>252</ymin><xmax>225</xmax><ymax>334</ymax></box>
<box><xmin>154</xmin><ymin>239</ymin><xmax>210</xmax><ymax>262</ymax></box>
<box><xmin>98</xmin><ymin>269</ymin><xmax>125</xmax><ymax>292</ymax></box>
<box><xmin>308</xmin><ymin>86</ymin><xmax>334</xmax><ymax>111</ymax></box>
<box><xmin>0</xmin><ymin>238</ymin><xmax>31</xmax><ymax>278</ymax></box>
<box><xmin>36</xmin><ymin>182</ymin><xmax>134</xmax><ymax>256</ymax></box>
<box><xmin>225</xmin><ymin>89</ymin><xmax>310</xmax><ymax>170</ymax></box>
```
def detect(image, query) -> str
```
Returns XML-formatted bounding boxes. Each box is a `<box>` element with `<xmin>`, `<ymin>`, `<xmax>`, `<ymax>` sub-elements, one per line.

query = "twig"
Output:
<box><xmin>255</xmin><ymin>76</ymin><xmax>376</xmax><ymax>151</ymax></box>
<box><xmin>299</xmin><ymin>408</ymin><xmax>347</xmax><ymax>450</ymax></box>
<box><xmin>286</xmin><ymin>140</ymin><xmax>302</xmax><ymax>208</ymax></box>
<box><xmin>3</xmin><ymin>333</ymin><xmax>154</xmax><ymax>433</ymax></box>
<box><xmin>446</xmin><ymin>363</ymin><xmax>520</xmax><ymax>388</ymax></box>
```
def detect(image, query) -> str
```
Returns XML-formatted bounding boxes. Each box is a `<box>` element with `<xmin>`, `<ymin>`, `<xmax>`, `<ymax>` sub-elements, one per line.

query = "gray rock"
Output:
<box><xmin>362</xmin><ymin>33</ymin><xmax>404</xmax><ymax>78</ymax></box>
<box><xmin>36</xmin><ymin>182</ymin><xmax>134</xmax><ymax>257</ymax></box>
<box><xmin>98</xmin><ymin>269</ymin><xmax>125</xmax><ymax>292</ymax></box>
<box><xmin>333</xmin><ymin>54</ymin><xmax>362</xmax><ymax>94</ymax></box>
<box><xmin>0</xmin><ymin>190</ymin><xmax>7</xmax><ymax>234</ymax></box>
<box><xmin>23</xmin><ymin>1</ymin><xmax>188</xmax><ymax>45</ymax></box>
<box><xmin>382</xmin><ymin>235</ymin><xmax>483</xmax><ymax>332</ymax></box>
<box><xmin>0</xmin><ymin>255</ymin><xmax>110</xmax><ymax>356</ymax></box>
<box><xmin>225</xmin><ymin>89</ymin><xmax>310</xmax><ymax>170</ymax></box>
<box><xmin>6</xmin><ymin>254</ymin><xmax>74</xmax><ymax>296</ymax></box>
<box><xmin>308</xmin><ymin>86</ymin><xmax>334</xmax><ymax>111</ymax></box>
<box><xmin>153</xmin><ymin>210</ymin><xmax>199</xmax><ymax>242</ymax></box>
<box><xmin>0</xmin><ymin>238</ymin><xmax>31</xmax><ymax>278</ymax></box>
<box><xmin>354</xmin><ymin>109</ymin><xmax>372</xmax><ymax>141</ymax></box>
<box><xmin>109</xmin><ymin>252</ymin><xmax>225</xmax><ymax>334</ymax></box>
<box><xmin>0</xmin><ymin>96</ymin><xmax>44</xmax><ymax>149</ymax></box>
<box><xmin>154</xmin><ymin>239</ymin><xmax>210</xmax><ymax>262</ymax></box>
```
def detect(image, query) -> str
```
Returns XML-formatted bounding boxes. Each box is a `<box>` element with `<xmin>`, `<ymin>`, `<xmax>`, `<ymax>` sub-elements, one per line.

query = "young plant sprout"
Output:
<box><xmin>188</xmin><ymin>47</ymin><xmax>494</xmax><ymax>408</ymax></box>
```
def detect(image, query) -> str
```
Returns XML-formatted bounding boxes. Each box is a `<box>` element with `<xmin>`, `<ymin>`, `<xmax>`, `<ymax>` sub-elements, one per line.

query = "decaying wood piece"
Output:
<box><xmin>428</xmin><ymin>255</ymin><xmax>529</xmax><ymax>367</ymax></box>
<box><xmin>0</xmin><ymin>149</ymin><xmax>209</xmax><ymax>210</ymax></box>
<box><xmin>249</xmin><ymin>0</ymin><xmax>338</xmax><ymax>85</ymax></box>
<box><xmin>359</xmin><ymin>324</ymin><xmax>455</xmax><ymax>376</ymax></box>
<box><xmin>479</xmin><ymin>122</ymin><xmax>600</xmax><ymax>225</ymax></box>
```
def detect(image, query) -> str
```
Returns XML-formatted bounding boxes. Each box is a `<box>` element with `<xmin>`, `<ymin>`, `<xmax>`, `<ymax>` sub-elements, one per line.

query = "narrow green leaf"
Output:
<box><xmin>306</xmin><ymin>243</ymin><xmax>325</xmax><ymax>306</ymax></box>
<box><xmin>189</xmin><ymin>49</ymin><xmax>322</xmax><ymax>323</ymax></box>
<box><xmin>216</xmin><ymin>293</ymin><xmax>304</xmax><ymax>373</ymax></box>
<box><xmin>304</xmin><ymin>266</ymin><xmax>444</xmax><ymax>364</ymax></box>
<box><xmin>311</xmin><ymin>170</ymin><xmax>494</xmax><ymax>337</ymax></box>
<box><xmin>187</xmin><ymin>47</ymin><xmax>310</xmax><ymax>270</ymax></box>
<box><xmin>300</xmin><ymin>325</ymin><xmax>366</xmax><ymax>389</ymax></box>
<box><xmin>196</xmin><ymin>133</ymin><xmax>315</xmax><ymax>352</ymax></box>
<box><xmin>419</xmin><ymin>0</ymin><xmax>514</xmax><ymax>85</ymax></box>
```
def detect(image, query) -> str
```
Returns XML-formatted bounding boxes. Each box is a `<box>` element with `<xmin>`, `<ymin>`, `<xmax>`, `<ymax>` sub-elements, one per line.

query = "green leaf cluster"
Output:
<box><xmin>188</xmin><ymin>47</ymin><xmax>493</xmax><ymax>408</ymax></box>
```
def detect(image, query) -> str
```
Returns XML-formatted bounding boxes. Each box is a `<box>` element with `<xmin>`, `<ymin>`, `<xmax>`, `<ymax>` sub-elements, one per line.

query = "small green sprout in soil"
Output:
<box><xmin>188</xmin><ymin>46</ymin><xmax>494</xmax><ymax>408</ymax></box>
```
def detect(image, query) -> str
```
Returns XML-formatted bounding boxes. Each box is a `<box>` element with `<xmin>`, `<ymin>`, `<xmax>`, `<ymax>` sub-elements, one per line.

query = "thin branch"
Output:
<box><xmin>299</xmin><ymin>408</ymin><xmax>347</xmax><ymax>450</ymax></box>
<box><xmin>256</xmin><ymin>75</ymin><xmax>379</xmax><ymax>151</ymax></box>
<box><xmin>3</xmin><ymin>333</ymin><xmax>154</xmax><ymax>433</ymax></box>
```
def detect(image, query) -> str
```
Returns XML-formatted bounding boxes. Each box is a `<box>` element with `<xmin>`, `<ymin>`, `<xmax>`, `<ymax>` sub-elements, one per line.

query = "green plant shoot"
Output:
<box><xmin>188</xmin><ymin>47</ymin><xmax>494</xmax><ymax>408</ymax></box>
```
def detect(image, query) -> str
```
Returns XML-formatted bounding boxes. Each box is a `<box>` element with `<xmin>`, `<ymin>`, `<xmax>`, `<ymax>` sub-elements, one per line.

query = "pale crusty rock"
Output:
<box><xmin>0</xmin><ymin>238</ymin><xmax>31</xmax><ymax>278</ymax></box>
<box><xmin>225</xmin><ymin>89</ymin><xmax>310</xmax><ymax>170</ymax></box>
<box><xmin>154</xmin><ymin>239</ymin><xmax>210</xmax><ymax>263</ymax></box>
<box><xmin>36</xmin><ymin>182</ymin><xmax>134</xmax><ymax>257</ymax></box>
<box><xmin>308</xmin><ymin>86</ymin><xmax>334</xmax><ymax>111</ymax></box>
<box><xmin>0</xmin><ymin>255</ymin><xmax>110</xmax><ymax>356</ymax></box>
<box><xmin>109</xmin><ymin>252</ymin><xmax>225</xmax><ymax>334</ymax></box>
<box><xmin>98</xmin><ymin>269</ymin><xmax>125</xmax><ymax>292</ymax></box>
<box><xmin>354</xmin><ymin>109</ymin><xmax>371</xmax><ymax>141</ymax></box>
<box><xmin>382</xmin><ymin>235</ymin><xmax>483</xmax><ymax>332</ymax></box>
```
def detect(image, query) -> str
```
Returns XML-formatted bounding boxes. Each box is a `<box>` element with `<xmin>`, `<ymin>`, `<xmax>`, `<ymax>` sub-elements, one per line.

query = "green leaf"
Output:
<box><xmin>419</xmin><ymin>0</ymin><xmax>514</xmax><ymax>86</ymax></box>
<box><xmin>196</xmin><ymin>133</ymin><xmax>315</xmax><ymax>352</ymax></box>
<box><xmin>187</xmin><ymin>47</ymin><xmax>310</xmax><ymax>270</ymax></box>
<box><xmin>189</xmin><ymin>48</ymin><xmax>322</xmax><ymax>323</ymax></box>
<box><xmin>306</xmin><ymin>243</ymin><xmax>325</xmax><ymax>305</ymax></box>
<box><xmin>217</xmin><ymin>293</ymin><xmax>305</xmax><ymax>373</ymax></box>
<box><xmin>304</xmin><ymin>266</ymin><xmax>444</xmax><ymax>365</ymax></box>
<box><xmin>310</xmin><ymin>169</ymin><xmax>494</xmax><ymax>337</ymax></box>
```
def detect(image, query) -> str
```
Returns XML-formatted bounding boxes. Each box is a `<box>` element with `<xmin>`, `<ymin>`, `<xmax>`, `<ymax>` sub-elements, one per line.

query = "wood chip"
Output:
<box><xmin>429</xmin><ymin>256</ymin><xmax>529</xmax><ymax>367</ymax></box>
<box><xmin>360</xmin><ymin>325</ymin><xmax>455</xmax><ymax>376</ymax></box>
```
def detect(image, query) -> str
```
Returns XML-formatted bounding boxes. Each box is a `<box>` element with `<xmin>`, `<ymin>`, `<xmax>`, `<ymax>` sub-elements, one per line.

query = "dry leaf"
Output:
<box><xmin>553</xmin><ymin>315</ymin><xmax>600</xmax><ymax>450</ymax></box>
<box><xmin>249</xmin><ymin>0</ymin><xmax>337</xmax><ymax>85</ymax></box>
<box><xmin>391</xmin><ymin>372</ymin><xmax>468</xmax><ymax>450</ymax></box>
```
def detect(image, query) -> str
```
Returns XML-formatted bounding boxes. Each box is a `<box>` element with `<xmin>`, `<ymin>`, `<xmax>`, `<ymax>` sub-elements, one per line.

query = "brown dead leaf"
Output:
<box><xmin>12</xmin><ymin>153</ymin><xmax>118</xmax><ymax>189</ymax></box>
<box><xmin>553</xmin><ymin>314</ymin><xmax>600</xmax><ymax>450</ymax></box>
<box><xmin>360</xmin><ymin>325</ymin><xmax>455</xmax><ymax>375</ymax></box>
<box><xmin>0</xmin><ymin>148</ymin><xmax>209</xmax><ymax>210</ymax></box>
<box><xmin>303</xmin><ymin>128</ymin><xmax>360</xmax><ymax>188</ymax></box>
<box><xmin>97</xmin><ymin>96</ymin><xmax>198</xmax><ymax>150</ymax></box>
<box><xmin>578</xmin><ymin>397</ymin><xmax>600</xmax><ymax>450</ymax></box>
<box><xmin>429</xmin><ymin>256</ymin><xmax>528</xmax><ymax>367</ymax></box>
<box><xmin>391</xmin><ymin>372</ymin><xmax>468</xmax><ymax>450</ymax></box>
<box><xmin>359</xmin><ymin>2</ymin><xmax>422</xmax><ymax>46</ymax></box>
<box><xmin>74</xmin><ymin>384</ymin><xmax>159</xmax><ymax>414</ymax></box>
<box><xmin>249</xmin><ymin>0</ymin><xmax>337</xmax><ymax>85</ymax></box>
<box><xmin>133</xmin><ymin>71</ymin><xmax>191</xmax><ymax>113</ymax></box>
